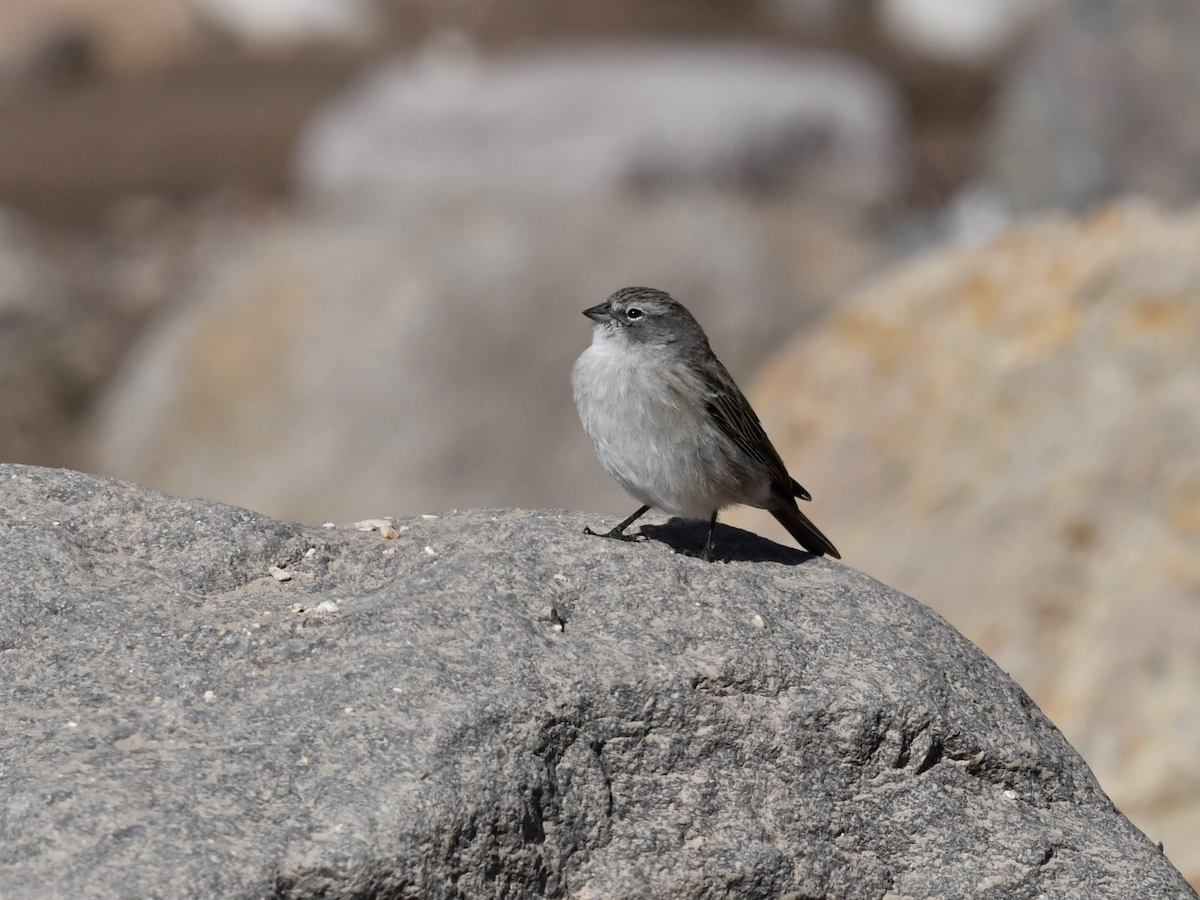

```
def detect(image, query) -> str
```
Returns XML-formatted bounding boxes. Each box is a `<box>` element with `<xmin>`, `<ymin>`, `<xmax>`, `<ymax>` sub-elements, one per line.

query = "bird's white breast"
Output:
<box><xmin>572</xmin><ymin>327</ymin><xmax>761</xmax><ymax>518</ymax></box>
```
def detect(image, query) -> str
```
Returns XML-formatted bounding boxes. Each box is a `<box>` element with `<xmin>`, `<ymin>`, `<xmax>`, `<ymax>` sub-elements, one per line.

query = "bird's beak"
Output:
<box><xmin>582</xmin><ymin>302</ymin><xmax>612</xmax><ymax>323</ymax></box>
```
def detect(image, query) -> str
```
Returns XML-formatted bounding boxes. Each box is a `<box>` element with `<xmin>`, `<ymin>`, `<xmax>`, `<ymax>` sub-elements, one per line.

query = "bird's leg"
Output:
<box><xmin>585</xmin><ymin>505</ymin><xmax>651</xmax><ymax>541</ymax></box>
<box><xmin>700</xmin><ymin>510</ymin><xmax>719</xmax><ymax>561</ymax></box>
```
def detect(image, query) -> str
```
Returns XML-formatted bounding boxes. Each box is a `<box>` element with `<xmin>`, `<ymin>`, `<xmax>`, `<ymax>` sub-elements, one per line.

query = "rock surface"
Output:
<box><xmin>737</xmin><ymin>200</ymin><xmax>1200</xmax><ymax>884</ymax></box>
<box><xmin>0</xmin><ymin>463</ymin><xmax>1194</xmax><ymax>899</ymax></box>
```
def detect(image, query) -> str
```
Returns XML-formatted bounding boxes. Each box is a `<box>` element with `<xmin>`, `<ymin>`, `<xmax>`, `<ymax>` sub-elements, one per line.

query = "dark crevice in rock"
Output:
<box><xmin>914</xmin><ymin>734</ymin><xmax>944</xmax><ymax>775</ymax></box>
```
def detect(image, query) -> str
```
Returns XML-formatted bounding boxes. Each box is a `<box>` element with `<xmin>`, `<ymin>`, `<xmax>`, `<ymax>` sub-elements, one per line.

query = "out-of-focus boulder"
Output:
<box><xmin>988</xmin><ymin>0</ymin><xmax>1200</xmax><ymax>213</ymax></box>
<box><xmin>91</xmin><ymin>196</ymin><xmax>876</xmax><ymax>523</ymax></box>
<box><xmin>735</xmin><ymin>200</ymin><xmax>1200</xmax><ymax>884</ymax></box>
<box><xmin>295</xmin><ymin>44</ymin><xmax>907</xmax><ymax>212</ymax></box>
<box><xmin>90</xmin><ymin>45</ymin><xmax>899</xmax><ymax>523</ymax></box>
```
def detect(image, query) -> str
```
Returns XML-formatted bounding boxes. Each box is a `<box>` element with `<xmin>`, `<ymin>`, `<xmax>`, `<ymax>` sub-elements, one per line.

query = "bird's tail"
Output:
<box><xmin>770</xmin><ymin>496</ymin><xmax>840</xmax><ymax>559</ymax></box>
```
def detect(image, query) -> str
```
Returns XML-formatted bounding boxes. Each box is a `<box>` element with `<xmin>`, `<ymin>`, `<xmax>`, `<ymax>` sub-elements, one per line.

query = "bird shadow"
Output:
<box><xmin>637</xmin><ymin>518</ymin><xmax>813</xmax><ymax>565</ymax></box>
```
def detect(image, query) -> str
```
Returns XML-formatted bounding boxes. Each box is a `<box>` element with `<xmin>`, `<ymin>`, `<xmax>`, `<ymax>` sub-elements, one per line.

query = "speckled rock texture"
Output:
<box><xmin>737</xmin><ymin>200</ymin><xmax>1200</xmax><ymax>885</ymax></box>
<box><xmin>1</xmin><ymin>464</ymin><xmax>1194</xmax><ymax>899</ymax></box>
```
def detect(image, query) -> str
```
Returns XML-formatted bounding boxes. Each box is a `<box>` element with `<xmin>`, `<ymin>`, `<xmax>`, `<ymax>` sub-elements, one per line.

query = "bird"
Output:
<box><xmin>572</xmin><ymin>286</ymin><xmax>839</xmax><ymax>561</ymax></box>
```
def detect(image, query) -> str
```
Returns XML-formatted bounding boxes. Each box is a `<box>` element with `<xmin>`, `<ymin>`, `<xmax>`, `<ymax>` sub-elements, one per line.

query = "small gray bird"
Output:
<box><xmin>572</xmin><ymin>286</ymin><xmax>839</xmax><ymax>561</ymax></box>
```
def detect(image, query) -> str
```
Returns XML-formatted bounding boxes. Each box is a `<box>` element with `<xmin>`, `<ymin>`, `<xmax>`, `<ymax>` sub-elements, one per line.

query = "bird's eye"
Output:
<box><xmin>626</xmin><ymin>308</ymin><xmax>644</xmax><ymax>320</ymax></box>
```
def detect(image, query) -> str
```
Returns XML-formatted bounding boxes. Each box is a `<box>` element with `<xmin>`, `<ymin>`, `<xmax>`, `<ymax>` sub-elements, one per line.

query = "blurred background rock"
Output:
<box><xmin>0</xmin><ymin>0</ymin><xmax>1197</xmax><ymax>886</ymax></box>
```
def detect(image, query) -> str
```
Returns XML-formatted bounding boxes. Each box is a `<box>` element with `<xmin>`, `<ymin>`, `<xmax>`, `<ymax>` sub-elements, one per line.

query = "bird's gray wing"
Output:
<box><xmin>699</xmin><ymin>357</ymin><xmax>796</xmax><ymax>491</ymax></box>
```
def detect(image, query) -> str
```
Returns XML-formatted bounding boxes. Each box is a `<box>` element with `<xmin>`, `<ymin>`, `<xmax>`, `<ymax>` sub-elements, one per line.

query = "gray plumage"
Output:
<box><xmin>572</xmin><ymin>286</ymin><xmax>839</xmax><ymax>560</ymax></box>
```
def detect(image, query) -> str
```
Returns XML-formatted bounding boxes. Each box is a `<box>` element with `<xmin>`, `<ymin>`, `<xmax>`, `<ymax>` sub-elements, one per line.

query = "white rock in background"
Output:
<box><xmin>878</xmin><ymin>0</ymin><xmax>1053</xmax><ymax>64</ymax></box>
<box><xmin>193</xmin><ymin>0</ymin><xmax>375</xmax><ymax>43</ymax></box>
<box><xmin>295</xmin><ymin>44</ymin><xmax>907</xmax><ymax>211</ymax></box>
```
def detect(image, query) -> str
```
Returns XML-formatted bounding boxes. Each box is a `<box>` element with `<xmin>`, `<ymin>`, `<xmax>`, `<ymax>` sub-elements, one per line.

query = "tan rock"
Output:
<box><xmin>735</xmin><ymin>200</ymin><xmax>1200</xmax><ymax>884</ymax></box>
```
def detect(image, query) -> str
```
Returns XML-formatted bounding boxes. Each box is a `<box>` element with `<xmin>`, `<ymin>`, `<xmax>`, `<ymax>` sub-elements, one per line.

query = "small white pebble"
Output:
<box><xmin>344</xmin><ymin>707</ymin><xmax>354</xmax><ymax>714</ymax></box>
<box><xmin>314</xmin><ymin>600</ymin><xmax>339</xmax><ymax>615</ymax></box>
<box><xmin>424</xmin><ymin>546</ymin><xmax>437</xmax><ymax>557</ymax></box>
<box><xmin>66</xmin><ymin>721</ymin><xmax>77</xmax><ymax>728</ymax></box>
<box><xmin>51</xmin><ymin>521</ymin><xmax>60</xmax><ymax>526</ymax></box>
<box><xmin>203</xmin><ymin>690</ymin><xmax>215</xmax><ymax>703</ymax></box>
<box><xmin>553</xmin><ymin>573</ymin><xmax>568</xmax><ymax>582</ymax></box>
<box><xmin>355</xmin><ymin>518</ymin><xmax>392</xmax><ymax>531</ymax></box>
<box><xmin>1004</xmin><ymin>789</ymin><xmax>1017</xmax><ymax>800</ymax></box>
<box><xmin>379</xmin><ymin>524</ymin><xmax>399</xmax><ymax>539</ymax></box>
<box><xmin>751</xmin><ymin>614</ymin><xmax>765</xmax><ymax>629</ymax></box>
<box><xmin>297</xmin><ymin>756</ymin><xmax>309</xmax><ymax>766</ymax></box>
<box><xmin>552</xmin><ymin>623</ymin><xmax>563</xmax><ymax>632</ymax></box>
<box><xmin>397</xmin><ymin>525</ymin><xmax>409</xmax><ymax>533</ymax></box>
<box><xmin>384</xmin><ymin>547</ymin><xmax>397</xmax><ymax>556</ymax></box>
<box><xmin>304</xmin><ymin>547</ymin><xmax>317</xmax><ymax>558</ymax></box>
<box><xmin>269</xmin><ymin>566</ymin><xmax>292</xmax><ymax>582</ymax></box>
<box><xmin>421</xmin><ymin>514</ymin><xmax>438</xmax><ymax>520</ymax></box>
<box><xmin>392</xmin><ymin>687</ymin><xmax>404</xmax><ymax>693</ymax></box>
<box><xmin>322</xmin><ymin>522</ymin><xmax>336</xmax><ymax>529</ymax></box>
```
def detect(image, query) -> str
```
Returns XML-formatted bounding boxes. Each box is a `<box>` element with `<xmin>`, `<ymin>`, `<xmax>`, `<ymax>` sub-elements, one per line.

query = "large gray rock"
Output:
<box><xmin>0</xmin><ymin>464</ymin><xmax>1194</xmax><ymax>899</ymax></box>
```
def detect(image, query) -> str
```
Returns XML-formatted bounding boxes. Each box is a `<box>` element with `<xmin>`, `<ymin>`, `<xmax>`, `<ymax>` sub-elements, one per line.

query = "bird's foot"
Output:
<box><xmin>583</xmin><ymin>525</ymin><xmax>646</xmax><ymax>542</ymax></box>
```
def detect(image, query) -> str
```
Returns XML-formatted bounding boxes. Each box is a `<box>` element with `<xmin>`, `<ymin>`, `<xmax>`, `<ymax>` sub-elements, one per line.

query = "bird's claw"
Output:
<box><xmin>583</xmin><ymin>525</ymin><xmax>645</xmax><ymax>542</ymax></box>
